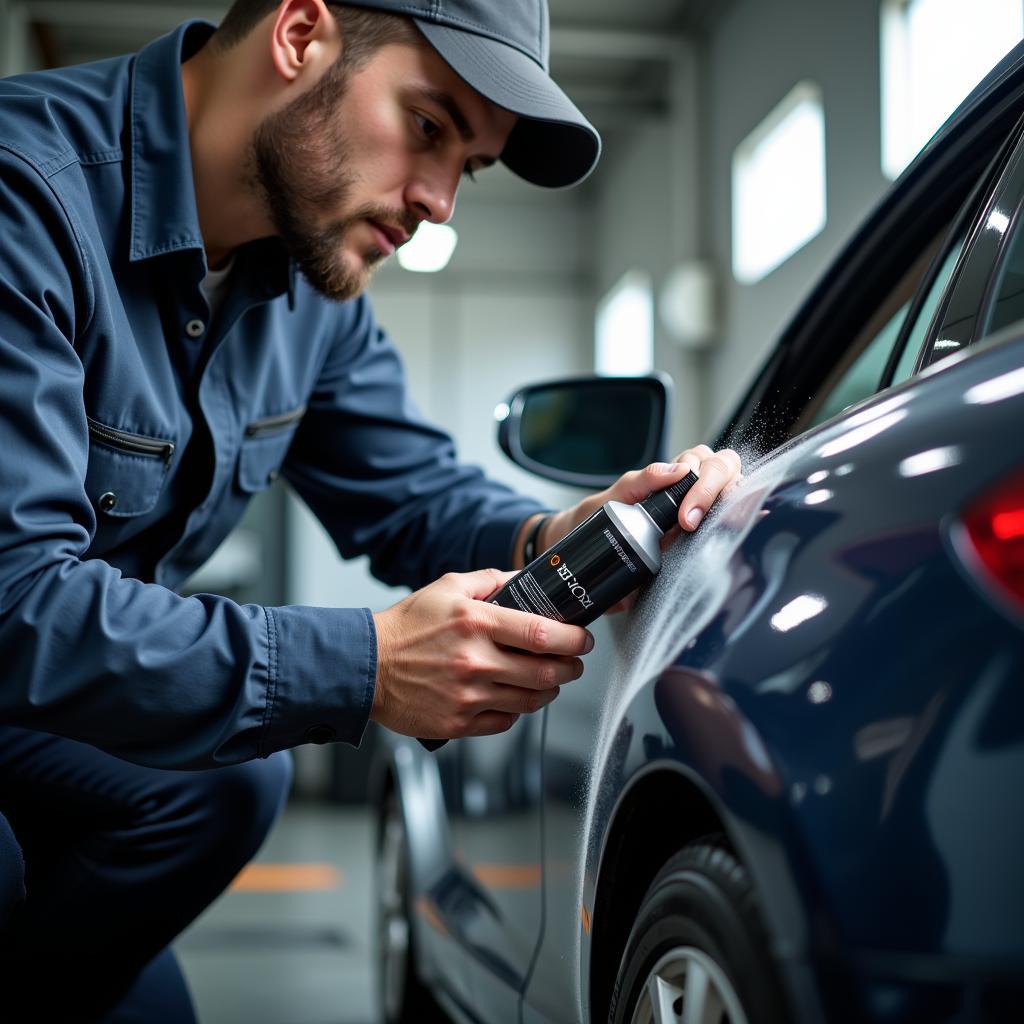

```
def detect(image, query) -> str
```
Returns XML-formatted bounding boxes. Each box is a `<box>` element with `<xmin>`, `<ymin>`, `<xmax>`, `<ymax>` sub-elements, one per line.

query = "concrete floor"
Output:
<box><xmin>175</xmin><ymin>802</ymin><xmax>379</xmax><ymax>1024</ymax></box>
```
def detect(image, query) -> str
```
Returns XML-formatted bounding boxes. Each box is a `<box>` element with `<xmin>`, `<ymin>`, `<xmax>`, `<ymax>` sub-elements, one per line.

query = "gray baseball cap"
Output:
<box><xmin>337</xmin><ymin>0</ymin><xmax>601</xmax><ymax>188</ymax></box>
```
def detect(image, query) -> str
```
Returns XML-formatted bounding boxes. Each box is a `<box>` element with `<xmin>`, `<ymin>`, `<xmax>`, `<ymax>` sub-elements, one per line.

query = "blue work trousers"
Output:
<box><xmin>0</xmin><ymin>727</ymin><xmax>292</xmax><ymax>1021</ymax></box>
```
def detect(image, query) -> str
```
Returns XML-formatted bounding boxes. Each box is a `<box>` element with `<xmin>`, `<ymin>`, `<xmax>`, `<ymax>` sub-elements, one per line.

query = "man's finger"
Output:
<box><xmin>487</xmin><ymin>650</ymin><xmax>583</xmax><ymax>691</ymax></box>
<box><xmin>605</xmin><ymin>460</ymin><xmax>696</xmax><ymax>507</ymax></box>
<box><xmin>464</xmin><ymin>711</ymin><xmax>522</xmax><ymax>737</ymax></box>
<box><xmin>486</xmin><ymin>605</ymin><xmax>594</xmax><ymax>656</ymax></box>
<box><xmin>447</xmin><ymin>567</ymin><xmax>518</xmax><ymax>601</ymax></box>
<box><xmin>469</xmin><ymin>681</ymin><xmax>563</xmax><ymax>716</ymax></box>
<box><xmin>678</xmin><ymin>448</ymin><xmax>741</xmax><ymax>530</ymax></box>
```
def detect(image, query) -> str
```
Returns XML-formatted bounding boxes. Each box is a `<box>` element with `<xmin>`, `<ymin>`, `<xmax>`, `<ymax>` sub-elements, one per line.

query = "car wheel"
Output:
<box><xmin>608</xmin><ymin>836</ymin><xmax>787</xmax><ymax>1024</ymax></box>
<box><xmin>376</xmin><ymin>791</ymin><xmax>447</xmax><ymax>1023</ymax></box>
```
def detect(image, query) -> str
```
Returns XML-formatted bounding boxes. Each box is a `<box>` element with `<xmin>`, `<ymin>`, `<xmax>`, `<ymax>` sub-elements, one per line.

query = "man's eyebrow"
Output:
<box><xmin>421</xmin><ymin>87</ymin><xmax>475</xmax><ymax>142</ymax></box>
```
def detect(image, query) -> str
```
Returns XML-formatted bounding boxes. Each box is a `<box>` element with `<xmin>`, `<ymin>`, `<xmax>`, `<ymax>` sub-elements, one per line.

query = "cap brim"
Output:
<box><xmin>413</xmin><ymin>20</ymin><xmax>601</xmax><ymax>189</ymax></box>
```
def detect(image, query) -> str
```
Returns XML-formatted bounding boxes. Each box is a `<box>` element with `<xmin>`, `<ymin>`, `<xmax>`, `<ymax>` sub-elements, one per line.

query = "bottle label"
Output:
<box><xmin>488</xmin><ymin>508</ymin><xmax>655</xmax><ymax>627</ymax></box>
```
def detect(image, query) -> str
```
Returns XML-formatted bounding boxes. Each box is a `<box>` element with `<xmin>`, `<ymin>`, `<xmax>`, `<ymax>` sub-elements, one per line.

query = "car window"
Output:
<box><xmin>984</xmin><ymin>222</ymin><xmax>1024</xmax><ymax>336</ymax></box>
<box><xmin>801</xmin><ymin>226</ymin><xmax>965</xmax><ymax>430</ymax></box>
<box><xmin>805</xmin><ymin>302</ymin><xmax>909</xmax><ymax>428</ymax></box>
<box><xmin>920</xmin><ymin>113</ymin><xmax>1024</xmax><ymax>369</ymax></box>
<box><xmin>979</xmin><ymin>138</ymin><xmax>1024</xmax><ymax>339</ymax></box>
<box><xmin>890</xmin><ymin>238</ymin><xmax>965</xmax><ymax>383</ymax></box>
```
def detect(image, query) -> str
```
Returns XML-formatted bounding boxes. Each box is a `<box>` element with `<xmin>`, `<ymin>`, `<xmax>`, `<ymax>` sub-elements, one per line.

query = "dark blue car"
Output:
<box><xmin>372</xmin><ymin>38</ymin><xmax>1024</xmax><ymax>1024</ymax></box>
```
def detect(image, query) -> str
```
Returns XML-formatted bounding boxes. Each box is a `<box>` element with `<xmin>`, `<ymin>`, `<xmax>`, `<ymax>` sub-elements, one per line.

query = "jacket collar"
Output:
<box><xmin>127</xmin><ymin>20</ymin><xmax>295</xmax><ymax>305</ymax></box>
<box><xmin>128</xmin><ymin>21</ymin><xmax>211</xmax><ymax>263</ymax></box>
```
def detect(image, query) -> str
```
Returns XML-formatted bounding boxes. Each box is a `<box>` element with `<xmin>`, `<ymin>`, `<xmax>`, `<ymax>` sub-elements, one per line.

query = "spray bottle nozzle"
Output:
<box><xmin>639</xmin><ymin>470</ymin><xmax>701</xmax><ymax>532</ymax></box>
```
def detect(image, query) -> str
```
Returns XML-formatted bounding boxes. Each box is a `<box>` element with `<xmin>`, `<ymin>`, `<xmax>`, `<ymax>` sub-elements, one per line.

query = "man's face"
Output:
<box><xmin>248</xmin><ymin>39</ymin><xmax>517</xmax><ymax>301</ymax></box>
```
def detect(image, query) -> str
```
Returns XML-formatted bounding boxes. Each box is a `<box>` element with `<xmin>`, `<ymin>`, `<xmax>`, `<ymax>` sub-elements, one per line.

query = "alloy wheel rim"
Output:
<box><xmin>378</xmin><ymin>808</ymin><xmax>411</xmax><ymax>1020</ymax></box>
<box><xmin>629</xmin><ymin>946</ymin><xmax>749</xmax><ymax>1024</ymax></box>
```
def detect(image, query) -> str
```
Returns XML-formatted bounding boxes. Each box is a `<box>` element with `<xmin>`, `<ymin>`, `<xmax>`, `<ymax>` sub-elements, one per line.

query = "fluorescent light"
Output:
<box><xmin>397</xmin><ymin>223</ymin><xmax>458</xmax><ymax>273</ymax></box>
<box><xmin>732</xmin><ymin>81</ymin><xmax>827</xmax><ymax>284</ymax></box>
<box><xmin>881</xmin><ymin>0</ymin><xmax>1024</xmax><ymax>179</ymax></box>
<box><xmin>595</xmin><ymin>270</ymin><xmax>654</xmax><ymax>376</ymax></box>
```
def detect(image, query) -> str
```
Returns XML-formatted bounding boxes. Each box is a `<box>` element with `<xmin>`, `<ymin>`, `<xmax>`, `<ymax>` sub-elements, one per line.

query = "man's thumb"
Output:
<box><xmin>458</xmin><ymin>567</ymin><xmax>517</xmax><ymax>600</ymax></box>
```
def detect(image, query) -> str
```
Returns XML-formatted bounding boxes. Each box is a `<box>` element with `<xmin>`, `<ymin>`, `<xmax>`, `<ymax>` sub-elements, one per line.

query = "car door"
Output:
<box><xmin>519</xmin><ymin>53</ymin><xmax>1024</xmax><ymax>1024</ymax></box>
<box><xmin>431</xmin><ymin>708</ymin><xmax>546</xmax><ymax>1022</ymax></box>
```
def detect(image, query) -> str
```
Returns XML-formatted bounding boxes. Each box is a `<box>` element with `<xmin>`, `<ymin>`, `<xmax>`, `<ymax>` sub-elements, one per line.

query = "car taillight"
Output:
<box><xmin>960</xmin><ymin>469</ymin><xmax>1024</xmax><ymax>610</ymax></box>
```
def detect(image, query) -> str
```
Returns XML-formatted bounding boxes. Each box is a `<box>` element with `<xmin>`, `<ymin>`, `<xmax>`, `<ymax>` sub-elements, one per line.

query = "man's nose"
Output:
<box><xmin>405</xmin><ymin>164</ymin><xmax>460</xmax><ymax>225</ymax></box>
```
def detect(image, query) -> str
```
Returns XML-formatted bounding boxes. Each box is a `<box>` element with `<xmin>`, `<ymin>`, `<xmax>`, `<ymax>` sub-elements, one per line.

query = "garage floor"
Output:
<box><xmin>176</xmin><ymin>803</ymin><xmax>378</xmax><ymax>1024</ymax></box>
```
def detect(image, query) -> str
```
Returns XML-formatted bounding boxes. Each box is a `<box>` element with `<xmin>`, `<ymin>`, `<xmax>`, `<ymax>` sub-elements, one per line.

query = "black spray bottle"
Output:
<box><xmin>487</xmin><ymin>469</ymin><xmax>701</xmax><ymax>626</ymax></box>
<box><xmin>418</xmin><ymin>471</ymin><xmax>699</xmax><ymax>751</ymax></box>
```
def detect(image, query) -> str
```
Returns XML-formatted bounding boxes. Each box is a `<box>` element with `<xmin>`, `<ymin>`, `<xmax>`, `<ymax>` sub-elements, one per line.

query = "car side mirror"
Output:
<box><xmin>495</xmin><ymin>373</ymin><xmax>672</xmax><ymax>489</ymax></box>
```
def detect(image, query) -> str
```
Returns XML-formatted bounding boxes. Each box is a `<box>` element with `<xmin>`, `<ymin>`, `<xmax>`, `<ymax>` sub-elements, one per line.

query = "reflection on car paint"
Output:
<box><xmin>816</xmin><ymin>409</ymin><xmax>907</xmax><ymax>457</ymax></box>
<box><xmin>898</xmin><ymin>445</ymin><xmax>962</xmax><ymax>476</ymax></box>
<box><xmin>964</xmin><ymin>363</ymin><xmax>1024</xmax><ymax>403</ymax></box>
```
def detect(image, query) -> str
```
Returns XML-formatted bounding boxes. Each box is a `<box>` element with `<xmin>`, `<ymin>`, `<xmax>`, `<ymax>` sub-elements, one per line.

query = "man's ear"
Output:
<box><xmin>269</xmin><ymin>0</ymin><xmax>341</xmax><ymax>83</ymax></box>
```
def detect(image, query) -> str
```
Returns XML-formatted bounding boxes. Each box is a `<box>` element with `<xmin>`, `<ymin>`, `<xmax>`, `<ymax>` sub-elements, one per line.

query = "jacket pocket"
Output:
<box><xmin>237</xmin><ymin>406</ymin><xmax>305</xmax><ymax>493</ymax></box>
<box><xmin>85</xmin><ymin>417</ymin><xmax>175</xmax><ymax>517</ymax></box>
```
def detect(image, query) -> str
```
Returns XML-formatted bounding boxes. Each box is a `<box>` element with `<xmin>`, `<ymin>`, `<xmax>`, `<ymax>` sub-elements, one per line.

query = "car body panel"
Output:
<box><xmin>520</xmin><ymin>334</ymin><xmax>1024</xmax><ymax>1022</ymax></box>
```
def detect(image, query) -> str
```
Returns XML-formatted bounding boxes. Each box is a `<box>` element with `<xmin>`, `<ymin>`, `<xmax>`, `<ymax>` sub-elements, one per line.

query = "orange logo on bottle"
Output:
<box><xmin>550</xmin><ymin>554</ymin><xmax>561</xmax><ymax>566</ymax></box>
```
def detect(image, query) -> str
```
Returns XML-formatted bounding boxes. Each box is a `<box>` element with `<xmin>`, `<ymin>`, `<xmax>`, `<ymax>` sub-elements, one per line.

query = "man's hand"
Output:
<box><xmin>536</xmin><ymin>445</ymin><xmax>742</xmax><ymax>556</ymax></box>
<box><xmin>532</xmin><ymin>445</ymin><xmax>742</xmax><ymax>611</ymax></box>
<box><xmin>371</xmin><ymin>568</ymin><xmax>593</xmax><ymax>739</ymax></box>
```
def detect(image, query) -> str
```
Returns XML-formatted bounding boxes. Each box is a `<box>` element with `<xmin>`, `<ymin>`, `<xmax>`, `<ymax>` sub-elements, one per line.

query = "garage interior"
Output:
<box><xmin>0</xmin><ymin>0</ymin><xmax>1014</xmax><ymax>1021</ymax></box>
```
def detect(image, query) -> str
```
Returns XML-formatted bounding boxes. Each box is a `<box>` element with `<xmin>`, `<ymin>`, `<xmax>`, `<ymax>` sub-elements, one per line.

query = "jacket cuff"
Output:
<box><xmin>473</xmin><ymin>504</ymin><xmax>549</xmax><ymax>570</ymax></box>
<box><xmin>257</xmin><ymin>604</ymin><xmax>377</xmax><ymax>754</ymax></box>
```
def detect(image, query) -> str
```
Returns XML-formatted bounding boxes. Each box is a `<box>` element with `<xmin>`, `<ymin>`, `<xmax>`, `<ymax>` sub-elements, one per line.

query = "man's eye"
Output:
<box><xmin>415</xmin><ymin>114</ymin><xmax>440</xmax><ymax>140</ymax></box>
<box><xmin>463</xmin><ymin>164</ymin><xmax>478</xmax><ymax>182</ymax></box>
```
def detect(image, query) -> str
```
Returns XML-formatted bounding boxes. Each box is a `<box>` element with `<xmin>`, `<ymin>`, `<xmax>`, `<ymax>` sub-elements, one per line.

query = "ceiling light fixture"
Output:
<box><xmin>397</xmin><ymin>223</ymin><xmax>458</xmax><ymax>273</ymax></box>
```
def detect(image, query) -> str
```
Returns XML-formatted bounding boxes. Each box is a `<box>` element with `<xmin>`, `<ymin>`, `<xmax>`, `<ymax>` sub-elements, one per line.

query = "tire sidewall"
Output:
<box><xmin>609</xmin><ymin>846</ymin><xmax>786</xmax><ymax>1024</ymax></box>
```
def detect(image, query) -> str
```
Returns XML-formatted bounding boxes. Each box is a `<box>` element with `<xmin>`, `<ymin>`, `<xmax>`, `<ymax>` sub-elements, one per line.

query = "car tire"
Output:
<box><xmin>608</xmin><ymin>835</ymin><xmax>787</xmax><ymax>1024</ymax></box>
<box><xmin>376</xmin><ymin>791</ymin><xmax>448</xmax><ymax>1023</ymax></box>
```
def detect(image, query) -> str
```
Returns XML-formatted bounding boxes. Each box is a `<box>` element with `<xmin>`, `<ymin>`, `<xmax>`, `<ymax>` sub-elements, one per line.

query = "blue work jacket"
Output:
<box><xmin>0</xmin><ymin>21</ymin><xmax>542</xmax><ymax>769</ymax></box>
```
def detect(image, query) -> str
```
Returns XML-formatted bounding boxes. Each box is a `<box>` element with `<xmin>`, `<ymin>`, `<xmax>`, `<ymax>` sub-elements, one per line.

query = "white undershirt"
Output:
<box><xmin>200</xmin><ymin>255</ymin><xmax>236</xmax><ymax>320</ymax></box>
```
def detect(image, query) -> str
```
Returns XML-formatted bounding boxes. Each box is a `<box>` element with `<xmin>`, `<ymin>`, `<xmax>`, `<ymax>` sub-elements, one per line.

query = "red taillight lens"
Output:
<box><xmin>961</xmin><ymin>470</ymin><xmax>1024</xmax><ymax>608</ymax></box>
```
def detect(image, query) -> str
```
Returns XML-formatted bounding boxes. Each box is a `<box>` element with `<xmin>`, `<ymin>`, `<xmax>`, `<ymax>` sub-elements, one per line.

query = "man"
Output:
<box><xmin>0</xmin><ymin>0</ymin><xmax>740</xmax><ymax>1018</ymax></box>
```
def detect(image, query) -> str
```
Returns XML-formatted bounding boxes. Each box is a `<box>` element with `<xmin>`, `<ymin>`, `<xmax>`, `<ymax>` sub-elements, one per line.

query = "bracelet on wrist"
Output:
<box><xmin>522</xmin><ymin>514</ymin><xmax>550</xmax><ymax>565</ymax></box>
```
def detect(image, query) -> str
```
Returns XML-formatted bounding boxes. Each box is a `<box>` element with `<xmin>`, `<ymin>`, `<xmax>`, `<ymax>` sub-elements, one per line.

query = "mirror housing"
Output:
<box><xmin>495</xmin><ymin>373</ymin><xmax>672</xmax><ymax>489</ymax></box>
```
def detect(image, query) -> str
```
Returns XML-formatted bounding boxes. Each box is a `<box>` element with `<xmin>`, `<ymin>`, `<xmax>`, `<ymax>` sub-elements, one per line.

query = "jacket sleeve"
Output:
<box><xmin>0</xmin><ymin>150</ymin><xmax>375</xmax><ymax>769</ymax></box>
<box><xmin>283</xmin><ymin>290</ymin><xmax>546</xmax><ymax>589</ymax></box>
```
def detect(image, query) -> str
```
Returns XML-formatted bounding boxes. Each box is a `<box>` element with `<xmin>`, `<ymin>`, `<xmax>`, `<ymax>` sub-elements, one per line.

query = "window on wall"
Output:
<box><xmin>881</xmin><ymin>0</ymin><xmax>1024</xmax><ymax>180</ymax></box>
<box><xmin>595</xmin><ymin>270</ymin><xmax>654</xmax><ymax>376</ymax></box>
<box><xmin>732</xmin><ymin>81</ymin><xmax>827</xmax><ymax>285</ymax></box>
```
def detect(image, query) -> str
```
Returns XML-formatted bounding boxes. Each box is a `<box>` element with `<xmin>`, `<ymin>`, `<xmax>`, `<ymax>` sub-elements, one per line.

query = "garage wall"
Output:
<box><xmin>590</xmin><ymin>120</ymin><xmax>708</xmax><ymax>456</ymax></box>
<box><xmin>702</xmin><ymin>0</ymin><xmax>891</xmax><ymax>422</ymax></box>
<box><xmin>0</xmin><ymin>1</ymin><xmax>40</xmax><ymax>74</ymax></box>
<box><xmin>588</xmin><ymin>45</ymin><xmax>709</xmax><ymax>456</ymax></box>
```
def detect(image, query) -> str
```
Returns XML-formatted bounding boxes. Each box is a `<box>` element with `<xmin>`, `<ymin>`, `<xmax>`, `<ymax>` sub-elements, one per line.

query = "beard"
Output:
<box><xmin>246</xmin><ymin>59</ymin><xmax>416</xmax><ymax>302</ymax></box>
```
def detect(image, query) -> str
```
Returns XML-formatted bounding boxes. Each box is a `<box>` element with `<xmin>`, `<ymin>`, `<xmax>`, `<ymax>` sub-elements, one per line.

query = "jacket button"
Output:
<box><xmin>185</xmin><ymin>318</ymin><xmax>206</xmax><ymax>339</ymax></box>
<box><xmin>304</xmin><ymin>724</ymin><xmax>336</xmax><ymax>745</ymax></box>
<box><xmin>267</xmin><ymin>469</ymin><xmax>279</xmax><ymax>485</ymax></box>
<box><xmin>98</xmin><ymin>491</ymin><xmax>117</xmax><ymax>512</ymax></box>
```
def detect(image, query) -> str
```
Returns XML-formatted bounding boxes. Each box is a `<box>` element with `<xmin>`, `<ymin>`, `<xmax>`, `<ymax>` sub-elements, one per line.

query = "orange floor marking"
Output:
<box><xmin>230</xmin><ymin>862</ymin><xmax>344</xmax><ymax>891</ymax></box>
<box><xmin>471</xmin><ymin>863</ymin><xmax>542</xmax><ymax>889</ymax></box>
